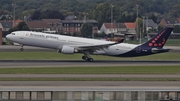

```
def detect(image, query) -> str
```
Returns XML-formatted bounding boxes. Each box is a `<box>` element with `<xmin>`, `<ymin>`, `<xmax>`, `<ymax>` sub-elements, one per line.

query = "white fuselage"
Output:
<box><xmin>6</xmin><ymin>31</ymin><xmax>138</xmax><ymax>56</ymax></box>
<box><xmin>6</xmin><ymin>27</ymin><xmax>173</xmax><ymax>60</ymax></box>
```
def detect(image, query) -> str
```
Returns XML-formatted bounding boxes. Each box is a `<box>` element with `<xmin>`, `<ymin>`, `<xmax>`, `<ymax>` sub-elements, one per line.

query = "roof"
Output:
<box><xmin>164</xmin><ymin>18</ymin><xmax>179</xmax><ymax>24</ymax></box>
<box><xmin>125</xmin><ymin>22</ymin><xmax>136</xmax><ymax>28</ymax></box>
<box><xmin>103</xmin><ymin>23</ymin><xmax>127</xmax><ymax>29</ymax></box>
<box><xmin>26</xmin><ymin>21</ymin><xmax>49</xmax><ymax>28</ymax></box>
<box><xmin>144</xmin><ymin>19</ymin><xmax>158</xmax><ymax>29</ymax></box>
<box><xmin>117</xmin><ymin>23</ymin><xmax>127</xmax><ymax>28</ymax></box>
<box><xmin>62</xmin><ymin>20</ymin><xmax>98</xmax><ymax>24</ymax></box>
<box><xmin>103</xmin><ymin>23</ymin><xmax>117</xmax><ymax>29</ymax></box>
<box><xmin>177</xmin><ymin>18</ymin><xmax>180</xmax><ymax>22</ymax></box>
<box><xmin>0</xmin><ymin>21</ymin><xmax>13</xmax><ymax>28</ymax></box>
<box><xmin>14</xmin><ymin>19</ymin><xmax>23</xmax><ymax>26</ymax></box>
<box><xmin>42</xmin><ymin>19</ymin><xmax>61</xmax><ymax>23</ymax></box>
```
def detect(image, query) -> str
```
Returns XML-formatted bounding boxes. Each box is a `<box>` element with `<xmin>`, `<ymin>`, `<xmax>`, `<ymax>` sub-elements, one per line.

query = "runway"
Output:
<box><xmin>0</xmin><ymin>46</ymin><xmax>180</xmax><ymax>88</ymax></box>
<box><xmin>0</xmin><ymin>45</ymin><xmax>54</xmax><ymax>52</ymax></box>
<box><xmin>0</xmin><ymin>60</ymin><xmax>179</xmax><ymax>87</ymax></box>
<box><xmin>0</xmin><ymin>60</ymin><xmax>180</xmax><ymax>68</ymax></box>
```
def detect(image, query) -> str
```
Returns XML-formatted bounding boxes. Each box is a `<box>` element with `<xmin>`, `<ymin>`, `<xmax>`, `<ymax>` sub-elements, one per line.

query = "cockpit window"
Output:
<box><xmin>11</xmin><ymin>33</ymin><xmax>15</xmax><ymax>35</ymax></box>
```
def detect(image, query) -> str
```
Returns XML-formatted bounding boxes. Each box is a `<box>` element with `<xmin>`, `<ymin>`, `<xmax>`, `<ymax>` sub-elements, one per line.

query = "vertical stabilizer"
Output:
<box><xmin>141</xmin><ymin>27</ymin><xmax>173</xmax><ymax>48</ymax></box>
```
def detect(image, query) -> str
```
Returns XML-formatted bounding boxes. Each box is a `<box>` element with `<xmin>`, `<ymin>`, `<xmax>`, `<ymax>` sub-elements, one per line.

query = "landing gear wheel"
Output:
<box><xmin>82</xmin><ymin>52</ymin><xmax>94</xmax><ymax>62</ymax></box>
<box><xmin>20</xmin><ymin>48</ymin><xmax>24</xmax><ymax>51</ymax></box>
<box><xmin>82</xmin><ymin>56</ymin><xmax>87</xmax><ymax>60</ymax></box>
<box><xmin>20</xmin><ymin>44</ymin><xmax>24</xmax><ymax>51</ymax></box>
<box><xmin>87</xmin><ymin>58</ymin><xmax>94</xmax><ymax>62</ymax></box>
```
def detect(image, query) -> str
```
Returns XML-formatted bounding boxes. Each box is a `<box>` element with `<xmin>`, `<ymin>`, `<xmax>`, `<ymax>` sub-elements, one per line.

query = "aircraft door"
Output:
<box><xmin>19</xmin><ymin>33</ymin><xmax>26</xmax><ymax>41</ymax></box>
<box><xmin>136</xmin><ymin>46</ymin><xmax>141</xmax><ymax>53</ymax></box>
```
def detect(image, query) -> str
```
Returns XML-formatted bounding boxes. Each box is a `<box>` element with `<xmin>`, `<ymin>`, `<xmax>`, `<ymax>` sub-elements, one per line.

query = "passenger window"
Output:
<box><xmin>11</xmin><ymin>33</ymin><xmax>15</xmax><ymax>35</ymax></box>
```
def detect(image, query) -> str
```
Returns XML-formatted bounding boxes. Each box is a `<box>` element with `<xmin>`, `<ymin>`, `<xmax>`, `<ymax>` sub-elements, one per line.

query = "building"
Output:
<box><xmin>143</xmin><ymin>19</ymin><xmax>158</xmax><ymax>31</ymax></box>
<box><xmin>26</xmin><ymin>19</ymin><xmax>62</xmax><ymax>33</ymax></box>
<box><xmin>125</xmin><ymin>22</ymin><xmax>136</xmax><ymax>35</ymax></box>
<box><xmin>61</xmin><ymin>20</ymin><xmax>98</xmax><ymax>35</ymax></box>
<box><xmin>100</xmin><ymin>22</ymin><xmax>136</xmax><ymax>34</ymax></box>
<box><xmin>116</xmin><ymin>23</ymin><xmax>127</xmax><ymax>34</ymax></box>
<box><xmin>0</xmin><ymin>21</ymin><xmax>13</xmax><ymax>31</ymax></box>
<box><xmin>0</xmin><ymin>21</ymin><xmax>13</xmax><ymax>45</ymax></box>
<box><xmin>26</xmin><ymin>19</ymin><xmax>99</xmax><ymax>35</ymax></box>
<box><xmin>26</xmin><ymin>20</ymin><xmax>50</xmax><ymax>32</ymax></box>
<box><xmin>100</xmin><ymin>22</ymin><xmax>136</xmax><ymax>40</ymax></box>
<box><xmin>100</xmin><ymin>23</ymin><xmax>118</xmax><ymax>34</ymax></box>
<box><xmin>100</xmin><ymin>22</ymin><xmax>136</xmax><ymax>35</ymax></box>
<box><xmin>42</xmin><ymin>19</ymin><xmax>62</xmax><ymax>33</ymax></box>
<box><xmin>159</xmin><ymin>18</ymin><xmax>179</xmax><ymax>27</ymax></box>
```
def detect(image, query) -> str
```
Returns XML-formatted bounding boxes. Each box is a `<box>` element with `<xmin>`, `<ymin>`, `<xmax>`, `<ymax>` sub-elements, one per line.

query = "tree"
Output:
<box><xmin>0</xmin><ymin>15</ymin><xmax>6</xmax><ymax>20</ymax></box>
<box><xmin>81</xmin><ymin>23</ymin><xmax>93</xmax><ymax>38</ymax></box>
<box><xmin>135</xmin><ymin>17</ymin><xmax>143</xmax><ymax>40</ymax></box>
<box><xmin>90</xmin><ymin>3</ymin><xmax>118</xmax><ymax>28</ymax></box>
<box><xmin>41</xmin><ymin>10</ymin><xmax>64</xmax><ymax>19</ymax></box>
<box><xmin>169</xmin><ymin>4</ymin><xmax>180</xmax><ymax>18</ymax></box>
<box><xmin>149</xmin><ymin>14</ymin><xmax>158</xmax><ymax>23</ymax></box>
<box><xmin>17</xmin><ymin>22</ymin><xmax>30</xmax><ymax>31</ymax></box>
<box><xmin>22</xmin><ymin>9</ymin><xmax>36</xmax><ymax>18</ymax></box>
<box><xmin>31</xmin><ymin>10</ymin><xmax>65</xmax><ymax>20</ymax></box>
<box><xmin>30</xmin><ymin>10</ymin><xmax>42</xmax><ymax>20</ymax></box>
<box><xmin>1</xmin><ymin>0</ymin><xmax>180</xmax><ymax>22</ymax></box>
<box><xmin>8</xmin><ymin>21</ymin><xmax>30</xmax><ymax>33</ymax></box>
<box><xmin>118</xmin><ymin>12</ymin><xmax>136</xmax><ymax>22</ymax></box>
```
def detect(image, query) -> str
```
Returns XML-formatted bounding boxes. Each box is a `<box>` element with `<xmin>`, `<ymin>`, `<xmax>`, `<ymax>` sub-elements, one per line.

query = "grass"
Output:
<box><xmin>0</xmin><ymin>66</ymin><xmax>180</xmax><ymax>74</ymax></box>
<box><xmin>0</xmin><ymin>52</ymin><xmax>179</xmax><ymax>81</ymax></box>
<box><xmin>166</xmin><ymin>39</ymin><xmax>180</xmax><ymax>46</ymax></box>
<box><xmin>0</xmin><ymin>51</ymin><xmax>179</xmax><ymax>60</ymax></box>
<box><xmin>0</xmin><ymin>78</ymin><xmax>180</xmax><ymax>81</ymax></box>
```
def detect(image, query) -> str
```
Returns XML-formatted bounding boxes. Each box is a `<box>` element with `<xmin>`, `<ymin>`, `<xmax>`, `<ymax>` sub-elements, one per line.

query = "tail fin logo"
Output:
<box><xmin>148</xmin><ymin>30</ymin><xmax>166</xmax><ymax>47</ymax></box>
<box><xmin>141</xmin><ymin>27</ymin><xmax>173</xmax><ymax>48</ymax></box>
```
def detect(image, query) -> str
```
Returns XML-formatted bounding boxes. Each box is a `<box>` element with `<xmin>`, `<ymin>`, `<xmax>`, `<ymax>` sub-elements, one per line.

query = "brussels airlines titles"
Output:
<box><xmin>28</xmin><ymin>33</ymin><xmax>59</xmax><ymax>40</ymax></box>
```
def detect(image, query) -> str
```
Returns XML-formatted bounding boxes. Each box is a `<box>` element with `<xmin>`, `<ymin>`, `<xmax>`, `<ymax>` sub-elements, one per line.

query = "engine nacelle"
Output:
<box><xmin>58</xmin><ymin>45</ymin><xmax>75</xmax><ymax>54</ymax></box>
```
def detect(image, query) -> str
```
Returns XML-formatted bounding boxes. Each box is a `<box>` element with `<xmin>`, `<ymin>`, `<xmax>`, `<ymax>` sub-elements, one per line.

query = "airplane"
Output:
<box><xmin>6</xmin><ymin>26</ymin><xmax>173</xmax><ymax>61</ymax></box>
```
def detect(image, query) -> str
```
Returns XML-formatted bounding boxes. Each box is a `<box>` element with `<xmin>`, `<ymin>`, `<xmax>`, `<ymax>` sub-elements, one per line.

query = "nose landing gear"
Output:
<box><xmin>20</xmin><ymin>44</ymin><xmax>24</xmax><ymax>51</ymax></box>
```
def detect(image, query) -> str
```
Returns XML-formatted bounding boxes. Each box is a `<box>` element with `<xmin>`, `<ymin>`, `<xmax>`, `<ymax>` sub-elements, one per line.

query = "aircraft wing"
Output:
<box><xmin>70</xmin><ymin>42</ymin><xmax>117</xmax><ymax>52</ymax></box>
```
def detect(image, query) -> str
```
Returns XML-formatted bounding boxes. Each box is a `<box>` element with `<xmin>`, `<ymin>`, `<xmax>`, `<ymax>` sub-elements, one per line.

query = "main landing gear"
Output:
<box><xmin>20</xmin><ymin>44</ymin><xmax>24</xmax><ymax>51</ymax></box>
<box><xmin>82</xmin><ymin>53</ymin><xmax>94</xmax><ymax>62</ymax></box>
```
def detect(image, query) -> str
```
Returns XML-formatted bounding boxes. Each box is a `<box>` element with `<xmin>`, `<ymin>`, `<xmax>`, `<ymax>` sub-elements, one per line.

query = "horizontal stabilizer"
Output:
<box><xmin>151</xmin><ymin>48</ymin><xmax>171</xmax><ymax>53</ymax></box>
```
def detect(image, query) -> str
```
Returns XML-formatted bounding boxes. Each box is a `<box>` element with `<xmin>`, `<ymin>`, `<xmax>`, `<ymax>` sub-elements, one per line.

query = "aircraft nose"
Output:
<box><xmin>6</xmin><ymin>34</ymin><xmax>11</xmax><ymax>40</ymax></box>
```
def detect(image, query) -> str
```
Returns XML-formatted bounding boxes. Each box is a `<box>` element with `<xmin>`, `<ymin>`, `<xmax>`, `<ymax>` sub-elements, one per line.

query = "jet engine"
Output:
<box><xmin>58</xmin><ymin>45</ymin><xmax>76</xmax><ymax>54</ymax></box>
